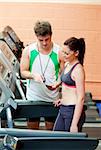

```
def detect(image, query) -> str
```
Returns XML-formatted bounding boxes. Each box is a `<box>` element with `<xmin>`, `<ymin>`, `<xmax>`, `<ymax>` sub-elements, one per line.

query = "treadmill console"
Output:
<box><xmin>0</xmin><ymin>31</ymin><xmax>17</xmax><ymax>52</ymax></box>
<box><xmin>4</xmin><ymin>25</ymin><xmax>20</xmax><ymax>43</ymax></box>
<box><xmin>0</xmin><ymin>53</ymin><xmax>15</xmax><ymax>104</ymax></box>
<box><xmin>0</xmin><ymin>40</ymin><xmax>19</xmax><ymax>72</ymax></box>
<box><xmin>0</xmin><ymin>58</ymin><xmax>13</xmax><ymax>86</ymax></box>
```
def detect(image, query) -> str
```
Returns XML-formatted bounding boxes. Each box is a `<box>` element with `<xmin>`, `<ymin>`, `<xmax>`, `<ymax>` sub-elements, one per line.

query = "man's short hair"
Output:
<box><xmin>34</xmin><ymin>21</ymin><xmax>52</xmax><ymax>36</ymax></box>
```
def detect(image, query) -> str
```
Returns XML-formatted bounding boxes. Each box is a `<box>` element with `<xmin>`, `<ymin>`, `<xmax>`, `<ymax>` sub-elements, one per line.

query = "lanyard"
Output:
<box><xmin>38</xmin><ymin>52</ymin><xmax>51</xmax><ymax>83</ymax></box>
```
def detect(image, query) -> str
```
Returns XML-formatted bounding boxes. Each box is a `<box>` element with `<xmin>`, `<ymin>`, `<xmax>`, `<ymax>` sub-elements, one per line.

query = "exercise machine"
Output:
<box><xmin>0</xmin><ymin>128</ymin><xmax>99</xmax><ymax>150</ymax></box>
<box><xmin>0</xmin><ymin>40</ymin><xmax>19</xmax><ymax>73</ymax></box>
<box><xmin>0</xmin><ymin>25</ymin><xmax>24</xmax><ymax>61</ymax></box>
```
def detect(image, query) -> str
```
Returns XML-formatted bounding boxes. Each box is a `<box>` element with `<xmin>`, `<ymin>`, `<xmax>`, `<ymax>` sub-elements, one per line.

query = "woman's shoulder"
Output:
<box><xmin>72</xmin><ymin>63</ymin><xmax>85</xmax><ymax>79</ymax></box>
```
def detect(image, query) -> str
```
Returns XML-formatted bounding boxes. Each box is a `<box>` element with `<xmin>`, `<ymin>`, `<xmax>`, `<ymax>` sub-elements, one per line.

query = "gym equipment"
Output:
<box><xmin>0</xmin><ymin>50</ymin><xmax>26</xmax><ymax>127</ymax></box>
<box><xmin>0</xmin><ymin>128</ymin><xmax>99</xmax><ymax>150</ymax></box>
<box><xmin>4</xmin><ymin>25</ymin><xmax>24</xmax><ymax>50</ymax></box>
<box><xmin>0</xmin><ymin>50</ymin><xmax>16</xmax><ymax>95</ymax></box>
<box><xmin>0</xmin><ymin>26</ymin><xmax>24</xmax><ymax>62</ymax></box>
<box><xmin>0</xmin><ymin>50</ymin><xmax>26</xmax><ymax>100</ymax></box>
<box><xmin>0</xmin><ymin>31</ymin><xmax>18</xmax><ymax>57</ymax></box>
<box><xmin>84</xmin><ymin>92</ymin><xmax>95</xmax><ymax>106</ymax></box>
<box><xmin>0</xmin><ymin>128</ymin><xmax>87</xmax><ymax>137</ymax></box>
<box><xmin>0</xmin><ymin>71</ymin><xmax>15</xmax><ymax>103</ymax></box>
<box><xmin>84</xmin><ymin>106</ymin><xmax>101</xmax><ymax>139</ymax></box>
<box><xmin>0</xmin><ymin>40</ymin><xmax>25</xmax><ymax>99</ymax></box>
<box><xmin>0</xmin><ymin>49</ymin><xmax>17</xmax><ymax>82</ymax></box>
<box><xmin>4</xmin><ymin>25</ymin><xmax>24</xmax><ymax>61</ymax></box>
<box><xmin>84</xmin><ymin>92</ymin><xmax>101</xmax><ymax>123</ymax></box>
<box><xmin>0</xmin><ymin>51</ymin><xmax>18</xmax><ymax>128</ymax></box>
<box><xmin>96</xmin><ymin>101</ymin><xmax>101</xmax><ymax>117</ymax></box>
<box><xmin>0</xmin><ymin>136</ymin><xmax>98</xmax><ymax>150</ymax></box>
<box><xmin>0</xmin><ymin>134</ymin><xmax>18</xmax><ymax>150</ymax></box>
<box><xmin>83</xmin><ymin>93</ymin><xmax>101</xmax><ymax>139</ymax></box>
<box><xmin>0</xmin><ymin>99</ymin><xmax>59</xmax><ymax>128</ymax></box>
<box><xmin>85</xmin><ymin>106</ymin><xmax>101</xmax><ymax>123</ymax></box>
<box><xmin>16</xmin><ymin>136</ymin><xmax>98</xmax><ymax>150</ymax></box>
<box><xmin>0</xmin><ymin>40</ymin><xmax>19</xmax><ymax>73</ymax></box>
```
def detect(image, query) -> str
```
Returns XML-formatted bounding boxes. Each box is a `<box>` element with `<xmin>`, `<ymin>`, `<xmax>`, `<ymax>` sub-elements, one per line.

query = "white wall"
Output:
<box><xmin>0</xmin><ymin>0</ymin><xmax>101</xmax><ymax>5</ymax></box>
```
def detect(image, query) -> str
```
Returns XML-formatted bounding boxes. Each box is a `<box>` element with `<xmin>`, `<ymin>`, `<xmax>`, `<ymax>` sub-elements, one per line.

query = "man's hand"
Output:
<box><xmin>45</xmin><ymin>81</ymin><xmax>61</xmax><ymax>90</ymax></box>
<box><xmin>32</xmin><ymin>73</ymin><xmax>43</xmax><ymax>83</ymax></box>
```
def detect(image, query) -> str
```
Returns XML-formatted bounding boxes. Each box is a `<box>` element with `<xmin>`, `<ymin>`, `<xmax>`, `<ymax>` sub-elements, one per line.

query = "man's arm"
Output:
<box><xmin>20</xmin><ymin>47</ymin><xmax>33</xmax><ymax>79</ymax></box>
<box><xmin>59</xmin><ymin>49</ymin><xmax>65</xmax><ymax>73</ymax></box>
<box><xmin>51</xmin><ymin>49</ymin><xmax>65</xmax><ymax>89</ymax></box>
<box><xmin>57</xmin><ymin>49</ymin><xmax>64</xmax><ymax>84</ymax></box>
<box><xmin>20</xmin><ymin>47</ymin><xmax>43</xmax><ymax>82</ymax></box>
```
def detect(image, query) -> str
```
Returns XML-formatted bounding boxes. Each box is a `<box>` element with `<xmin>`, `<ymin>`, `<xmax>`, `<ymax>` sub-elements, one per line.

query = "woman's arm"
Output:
<box><xmin>70</xmin><ymin>65</ymin><xmax>85</xmax><ymax>132</ymax></box>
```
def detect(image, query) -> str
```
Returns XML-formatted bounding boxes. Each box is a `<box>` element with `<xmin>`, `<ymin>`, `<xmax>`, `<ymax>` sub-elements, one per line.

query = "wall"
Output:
<box><xmin>0</xmin><ymin>2</ymin><xmax>101</xmax><ymax>100</ymax></box>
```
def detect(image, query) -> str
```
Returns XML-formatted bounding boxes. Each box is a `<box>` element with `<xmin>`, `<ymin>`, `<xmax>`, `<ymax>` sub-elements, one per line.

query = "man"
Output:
<box><xmin>20</xmin><ymin>20</ymin><xmax>64</xmax><ymax>130</ymax></box>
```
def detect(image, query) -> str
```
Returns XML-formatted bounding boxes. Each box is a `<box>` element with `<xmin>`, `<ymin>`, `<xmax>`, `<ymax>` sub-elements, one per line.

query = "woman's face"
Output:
<box><xmin>62</xmin><ymin>45</ymin><xmax>78</xmax><ymax>63</ymax></box>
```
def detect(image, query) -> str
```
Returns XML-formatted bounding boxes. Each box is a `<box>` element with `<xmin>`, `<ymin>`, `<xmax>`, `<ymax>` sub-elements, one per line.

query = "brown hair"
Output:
<box><xmin>34</xmin><ymin>21</ymin><xmax>52</xmax><ymax>36</ymax></box>
<box><xmin>64</xmin><ymin>37</ymin><xmax>85</xmax><ymax>65</ymax></box>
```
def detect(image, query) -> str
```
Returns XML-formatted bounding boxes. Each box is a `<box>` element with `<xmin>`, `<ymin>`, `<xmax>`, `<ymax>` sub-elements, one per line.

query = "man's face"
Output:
<box><xmin>37</xmin><ymin>35</ymin><xmax>52</xmax><ymax>50</ymax></box>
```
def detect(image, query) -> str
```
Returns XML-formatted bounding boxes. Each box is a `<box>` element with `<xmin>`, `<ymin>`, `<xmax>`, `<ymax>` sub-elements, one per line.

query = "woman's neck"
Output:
<box><xmin>68</xmin><ymin>59</ymin><xmax>79</xmax><ymax>66</ymax></box>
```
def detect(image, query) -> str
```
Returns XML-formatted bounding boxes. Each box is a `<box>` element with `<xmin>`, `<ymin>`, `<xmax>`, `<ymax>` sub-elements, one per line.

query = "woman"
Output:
<box><xmin>53</xmin><ymin>37</ymin><xmax>86</xmax><ymax>132</ymax></box>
